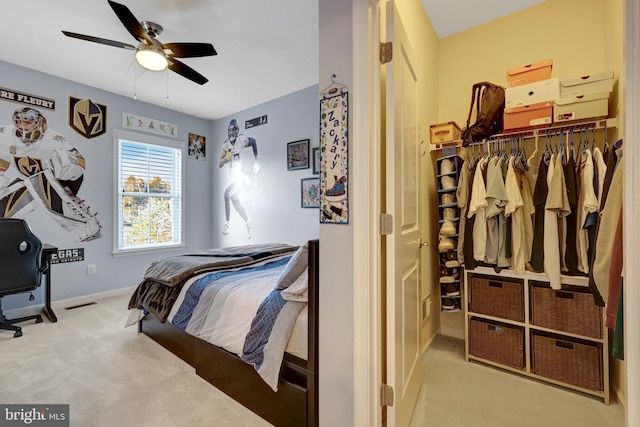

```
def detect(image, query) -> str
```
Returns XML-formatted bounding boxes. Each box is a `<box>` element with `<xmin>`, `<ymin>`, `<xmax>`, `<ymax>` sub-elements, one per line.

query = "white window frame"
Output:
<box><xmin>113</xmin><ymin>129</ymin><xmax>186</xmax><ymax>255</ymax></box>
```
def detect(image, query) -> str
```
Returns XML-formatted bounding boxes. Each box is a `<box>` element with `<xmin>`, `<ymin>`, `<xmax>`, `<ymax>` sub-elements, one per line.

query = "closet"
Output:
<box><xmin>433</xmin><ymin>117</ymin><xmax>619</xmax><ymax>403</ymax></box>
<box><xmin>430</xmin><ymin>0</ymin><xmax>624</xmax><ymax>405</ymax></box>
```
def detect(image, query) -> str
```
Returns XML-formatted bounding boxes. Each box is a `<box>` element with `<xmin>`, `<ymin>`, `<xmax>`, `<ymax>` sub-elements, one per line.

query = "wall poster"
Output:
<box><xmin>319</xmin><ymin>91</ymin><xmax>348</xmax><ymax>224</ymax></box>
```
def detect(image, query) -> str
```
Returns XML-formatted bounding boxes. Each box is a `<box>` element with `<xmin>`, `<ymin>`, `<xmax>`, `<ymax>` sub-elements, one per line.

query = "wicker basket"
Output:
<box><xmin>470</xmin><ymin>276</ymin><xmax>524</xmax><ymax>321</ymax></box>
<box><xmin>530</xmin><ymin>285</ymin><xmax>602</xmax><ymax>338</ymax></box>
<box><xmin>469</xmin><ymin>318</ymin><xmax>524</xmax><ymax>369</ymax></box>
<box><xmin>532</xmin><ymin>334</ymin><xmax>603</xmax><ymax>391</ymax></box>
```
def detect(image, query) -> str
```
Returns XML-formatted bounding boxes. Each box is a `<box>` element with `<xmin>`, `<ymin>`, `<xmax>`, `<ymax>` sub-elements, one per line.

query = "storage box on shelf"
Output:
<box><xmin>505</xmin><ymin>77</ymin><xmax>560</xmax><ymax>109</ymax></box>
<box><xmin>506</xmin><ymin>59</ymin><xmax>553</xmax><ymax>88</ymax></box>
<box><xmin>559</xmin><ymin>71</ymin><xmax>615</xmax><ymax>98</ymax></box>
<box><xmin>503</xmin><ymin>101</ymin><xmax>554</xmax><ymax>131</ymax></box>
<box><xmin>554</xmin><ymin>92</ymin><xmax>610</xmax><ymax>123</ymax></box>
<box><xmin>463</xmin><ymin>267</ymin><xmax>610</xmax><ymax>404</ymax></box>
<box><xmin>436</xmin><ymin>151</ymin><xmax>462</xmax><ymax>312</ymax></box>
<box><xmin>430</xmin><ymin>121</ymin><xmax>461</xmax><ymax>144</ymax></box>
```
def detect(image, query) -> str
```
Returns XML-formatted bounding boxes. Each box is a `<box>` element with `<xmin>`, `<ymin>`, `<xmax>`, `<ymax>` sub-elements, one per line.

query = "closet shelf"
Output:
<box><xmin>429</xmin><ymin>116</ymin><xmax>618</xmax><ymax>151</ymax></box>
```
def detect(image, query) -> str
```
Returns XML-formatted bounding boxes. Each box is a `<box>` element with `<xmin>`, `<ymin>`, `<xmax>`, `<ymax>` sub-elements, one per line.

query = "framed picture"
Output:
<box><xmin>287</xmin><ymin>139</ymin><xmax>310</xmax><ymax>171</ymax></box>
<box><xmin>301</xmin><ymin>177</ymin><xmax>320</xmax><ymax>208</ymax></box>
<box><xmin>312</xmin><ymin>147</ymin><xmax>320</xmax><ymax>174</ymax></box>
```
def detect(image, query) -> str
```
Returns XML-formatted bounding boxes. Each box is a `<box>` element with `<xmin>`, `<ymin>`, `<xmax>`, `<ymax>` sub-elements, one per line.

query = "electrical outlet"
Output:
<box><xmin>87</xmin><ymin>264</ymin><xmax>96</xmax><ymax>275</ymax></box>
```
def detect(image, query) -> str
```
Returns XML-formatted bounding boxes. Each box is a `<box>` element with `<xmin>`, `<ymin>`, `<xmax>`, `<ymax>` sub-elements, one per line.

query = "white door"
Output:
<box><xmin>384</xmin><ymin>1</ymin><xmax>423</xmax><ymax>426</ymax></box>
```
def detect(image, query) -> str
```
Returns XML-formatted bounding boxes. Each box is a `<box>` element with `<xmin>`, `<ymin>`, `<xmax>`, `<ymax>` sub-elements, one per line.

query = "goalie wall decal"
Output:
<box><xmin>68</xmin><ymin>97</ymin><xmax>107</xmax><ymax>139</ymax></box>
<box><xmin>0</xmin><ymin>107</ymin><xmax>101</xmax><ymax>241</ymax></box>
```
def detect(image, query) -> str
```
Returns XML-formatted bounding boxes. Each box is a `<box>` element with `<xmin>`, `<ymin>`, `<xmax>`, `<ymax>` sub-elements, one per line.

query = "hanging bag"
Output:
<box><xmin>461</xmin><ymin>82</ymin><xmax>505</xmax><ymax>147</ymax></box>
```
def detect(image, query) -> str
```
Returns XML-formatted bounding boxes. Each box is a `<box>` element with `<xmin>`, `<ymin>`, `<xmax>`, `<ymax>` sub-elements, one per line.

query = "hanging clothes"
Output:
<box><xmin>576</xmin><ymin>149</ymin><xmax>599</xmax><ymax>274</ymax></box>
<box><xmin>591</xmin><ymin>147</ymin><xmax>623</xmax><ymax>306</ymax></box>
<box><xmin>605</xmin><ymin>207</ymin><xmax>623</xmax><ymax>329</ymax></box>
<box><xmin>563</xmin><ymin>155</ymin><xmax>580</xmax><ymax>274</ymax></box>
<box><xmin>469</xmin><ymin>157</ymin><xmax>489</xmax><ymax>262</ymax></box>
<box><xmin>505</xmin><ymin>156</ymin><xmax>526</xmax><ymax>273</ymax></box>
<box><xmin>462</xmin><ymin>159</ymin><xmax>478</xmax><ymax>270</ymax></box>
<box><xmin>544</xmin><ymin>154</ymin><xmax>571</xmax><ymax>289</ymax></box>
<box><xmin>612</xmin><ymin>279</ymin><xmax>624</xmax><ymax>360</ymax></box>
<box><xmin>588</xmin><ymin>140</ymin><xmax>623</xmax><ymax>305</ymax></box>
<box><xmin>456</xmin><ymin>159</ymin><xmax>471</xmax><ymax>266</ymax></box>
<box><xmin>529</xmin><ymin>156</ymin><xmax>549</xmax><ymax>273</ymax></box>
<box><xmin>485</xmin><ymin>156</ymin><xmax>508</xmax><ymax>266</ymax></box>
<box><xmin>518</xmin><ymin>163</ymin><xmax>535</xmax><ymax>268</ymax></box>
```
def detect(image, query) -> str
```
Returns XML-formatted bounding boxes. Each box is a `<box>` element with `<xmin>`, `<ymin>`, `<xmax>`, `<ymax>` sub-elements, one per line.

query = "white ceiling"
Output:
<box><xmin>421</xmin><ymin>0</ymin><xmax>546</xmax><ymax>39</ymax></box>
<box><xmin>0</xmin><ymin>0</ymin><xmax>543</xmax><ymax>121</ymax></box>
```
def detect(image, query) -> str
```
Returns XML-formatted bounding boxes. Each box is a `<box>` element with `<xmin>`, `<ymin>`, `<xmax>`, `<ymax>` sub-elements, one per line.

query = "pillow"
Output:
<box><xmin>274</xmin><ymin>243</ymin><xmax>308</xmax><ymax>290</ymax></box>
<box><xmin>281</xmin><ymin>268</ymin><xmax>308</xmax><ymax>302</ymax></box>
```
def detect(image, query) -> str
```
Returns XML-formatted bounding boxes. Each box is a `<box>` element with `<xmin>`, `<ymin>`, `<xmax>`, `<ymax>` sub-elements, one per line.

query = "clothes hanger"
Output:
<box><xmin>320</xmin><ymin>74</ymin><xmax>348</xmax><ymax>98</ymax></box>
<box><xmin>570</xmin><ymin>129</ymin><xmax>576</xmax><ymax>163</ymax></box>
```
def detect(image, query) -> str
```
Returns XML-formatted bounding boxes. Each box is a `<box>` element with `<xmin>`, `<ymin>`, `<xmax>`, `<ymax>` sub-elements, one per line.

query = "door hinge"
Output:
<box><xmin>380</xmin><ymin>384</ymin><xmax>395</xmax><ymax>407</ymax></box>
<box><xmin>379</xmin><ymin>213</ymin><xmax>393</xmax><ymax>235</ymax></box>
<box><xmin>380</xmin><ymin>41</ymin><xmax>393</xmax><ymax>64</ymax></box>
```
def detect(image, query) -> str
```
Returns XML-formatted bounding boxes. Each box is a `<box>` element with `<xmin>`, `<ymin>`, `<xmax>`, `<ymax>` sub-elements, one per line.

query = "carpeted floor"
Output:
<box><xmin>410</xmin><ymin>334</ymin><xmax>625</xmax><ymax>427</ymax></box>
<box><xmin>0</xmin><ymin>293</ymin><xmax>271</xmax><ymax>427</ymax></box>
<box><xmin>0</xmin><ymin>294</ymin><xmax>626</xmax><ymax>426</ymax></box>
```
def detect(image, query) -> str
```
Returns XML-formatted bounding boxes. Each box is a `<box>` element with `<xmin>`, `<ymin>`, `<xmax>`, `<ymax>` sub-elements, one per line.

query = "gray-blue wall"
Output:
<box><xmin>0</xmin><ymin>59</ymin><xmax>318</xmax><ymax>314</ymax></box>
<box><xmin>211</xmin><ymin>86</ymin><xmax>320</xmax><ymax>247</ymax></box>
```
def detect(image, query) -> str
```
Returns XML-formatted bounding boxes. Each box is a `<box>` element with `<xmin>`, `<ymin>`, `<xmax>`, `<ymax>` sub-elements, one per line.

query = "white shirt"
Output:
<box><xmin>469</xmin><ymin>158</ymin><xmax>488</xmax><ymax>262</ymax></box>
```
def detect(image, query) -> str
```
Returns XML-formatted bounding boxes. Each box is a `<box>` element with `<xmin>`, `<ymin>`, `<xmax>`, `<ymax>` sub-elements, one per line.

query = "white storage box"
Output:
<box><xmin>506</xmin><ymin>78</ymin><xmax>559</xmax><ymax>109</ymax></box>
<box><xmin>560</xmin><ymin>71</ymin><xmax>614</xmax><ymax>98</ymax></box>
<box><xmin>554</xmin><ymin>92</ymin><xmax>609</xmax><ymax>123</ymax></box>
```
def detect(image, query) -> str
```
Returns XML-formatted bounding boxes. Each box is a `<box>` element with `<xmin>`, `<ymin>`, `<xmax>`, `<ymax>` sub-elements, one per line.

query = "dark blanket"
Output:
<box><xmin>128</xmin><ymin>243</ymin><xmax>298</xmax><ymax>322</ymax></box>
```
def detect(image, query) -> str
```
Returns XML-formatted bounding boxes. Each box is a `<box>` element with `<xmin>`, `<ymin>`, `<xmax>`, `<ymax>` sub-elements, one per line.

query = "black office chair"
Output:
<box><xmin>0</xmin><ymin>218</ymin><xmax>45</xmax><ymax>337</ymax></box>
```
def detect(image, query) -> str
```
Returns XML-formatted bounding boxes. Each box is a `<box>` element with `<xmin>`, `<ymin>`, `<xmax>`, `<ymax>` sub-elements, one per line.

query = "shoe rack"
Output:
<box><xmin>436</xmin><ymin>147</ymin><xmax>462</xmax><ymax>312</ymax></box>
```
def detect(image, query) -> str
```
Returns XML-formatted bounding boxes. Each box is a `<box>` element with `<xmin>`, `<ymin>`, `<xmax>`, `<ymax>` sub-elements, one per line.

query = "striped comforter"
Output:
<box><xmin>164</xmin><ymin>253</ymin><xmax>304</xmax><ymax>391</ymax></box>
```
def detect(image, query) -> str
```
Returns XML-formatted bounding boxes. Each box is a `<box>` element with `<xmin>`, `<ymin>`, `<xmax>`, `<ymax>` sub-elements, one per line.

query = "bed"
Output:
<box><xmin>127</xmin><ymin>240</ymin><xmax>319</xmax><ymax>427</ymax></box>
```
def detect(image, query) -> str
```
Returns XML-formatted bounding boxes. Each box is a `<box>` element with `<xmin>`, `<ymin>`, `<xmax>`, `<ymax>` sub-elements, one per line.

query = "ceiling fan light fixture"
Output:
<box><xmin>135</xmin><ymin>45</ymin><xmax>167</xmax><ymax>71</ymax></box>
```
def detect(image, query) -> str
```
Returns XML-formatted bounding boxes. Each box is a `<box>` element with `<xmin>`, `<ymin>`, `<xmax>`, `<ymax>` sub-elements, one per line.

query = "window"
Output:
<box><xmin>114</xmin><ymin>129</ymin><xmax>184</xmax><ymax>253</ymax></box>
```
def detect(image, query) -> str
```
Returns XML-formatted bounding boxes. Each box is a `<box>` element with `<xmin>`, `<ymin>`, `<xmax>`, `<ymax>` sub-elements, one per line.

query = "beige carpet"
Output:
<box><xmin>410</xmin><ymin>334</ymin><xmax>625</xmax><ymax>427</ymax></box>
<box><xmin>0</xmin><ymin>293</ymin><xmax>271</xmax><ymax>427</ymax></box>
<box><xmin>1</xmin><ymin>294</ymin><xmax>626</xmax><ymax>426</ymax></box>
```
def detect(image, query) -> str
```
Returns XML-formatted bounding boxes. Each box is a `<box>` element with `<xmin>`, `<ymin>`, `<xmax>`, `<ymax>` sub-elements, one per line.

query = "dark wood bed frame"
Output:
<box><xmin>138</xmin><ymin>239</ymin><xmax>319</xmax><ymax>427</ymax></box>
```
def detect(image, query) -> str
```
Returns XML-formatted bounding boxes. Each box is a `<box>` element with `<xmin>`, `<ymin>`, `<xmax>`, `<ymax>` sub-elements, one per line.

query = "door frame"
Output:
<box><xmin>352</xmin><ymin>0</ymin><xmax>383</xmax><ymax>426</ymax></box>
<box><xmin>623</xmin><ymin>1</ymin><xmax>640</xmax><ymax>424</ymax></box>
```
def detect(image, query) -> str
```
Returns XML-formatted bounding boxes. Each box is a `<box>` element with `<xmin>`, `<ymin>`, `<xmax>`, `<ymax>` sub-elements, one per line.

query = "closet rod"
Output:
<box><xmin>484</xmin><ymin>116</ymin><xmax>618</xmax><ymax>143</ymax></box>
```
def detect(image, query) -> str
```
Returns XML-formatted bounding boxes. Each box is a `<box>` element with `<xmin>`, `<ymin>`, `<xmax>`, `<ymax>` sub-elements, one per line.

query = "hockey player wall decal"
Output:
<box><xmin>217</xmin><ymin>118</ymin><xmax>260</xmax><ymax>239</ymax></box>
<box><xmin>0</xmin><ymin>107</ymin><xmax>101</xmax><ymax>241</ymax></box>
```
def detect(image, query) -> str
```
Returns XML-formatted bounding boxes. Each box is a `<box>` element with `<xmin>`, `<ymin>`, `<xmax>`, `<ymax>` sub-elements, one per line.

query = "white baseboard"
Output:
<box><xmin>51</xmin><ymin>286</ymin><xmax>137</xmax><ymax>310</ymax></box>
<box><xmin>3</xmin><ymin>286</ymin><xmax>136</xmax><ymax>320</ymax></box>
<box><xmin>439</xmin><ymin>325</ymin><xmax>465</xmax><ymax>340</ymax></box>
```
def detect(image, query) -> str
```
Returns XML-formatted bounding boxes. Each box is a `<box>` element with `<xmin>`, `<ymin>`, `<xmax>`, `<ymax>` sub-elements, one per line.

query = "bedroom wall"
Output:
<box><xmin>210</xmin><ymin>85</ymin><xmax>320</xmax><ymax>248</ymax></box>
<box><xmin>0</xmin><ymin>59</ymin><xmax>212</xmax><ymax>313</ymax></box>
<box><xmin>0</xmin><ymin>59</ymin><xmax>319</xmax><ymax>318</ymax></box>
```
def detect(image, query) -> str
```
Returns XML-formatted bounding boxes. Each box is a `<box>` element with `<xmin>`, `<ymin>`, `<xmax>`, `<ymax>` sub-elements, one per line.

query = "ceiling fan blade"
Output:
<box><xmin>62</xmin><ymin>31</ymin><xmax>136</xmax><ymax>50</ymax></box>
<box><xmin>168</xmin><ymin>59</ymin><xmax>208</xmax><ymax>85</ymax></box>
<box><xmin>161</xmin><ymin>42</ymin><xmax>217</xmax><ymax>58</ymax></box>
<box><xmin>108</xmin><ymin>0</ymin><xmax>151</xmax><ymax>44</ymax></box>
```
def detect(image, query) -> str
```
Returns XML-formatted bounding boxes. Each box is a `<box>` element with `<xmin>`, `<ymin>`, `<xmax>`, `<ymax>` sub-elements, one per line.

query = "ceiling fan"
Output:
<box><xmin>62</xmin><ymin>0</ymin><xmax>217</xmax><ymax>85</ymax></box>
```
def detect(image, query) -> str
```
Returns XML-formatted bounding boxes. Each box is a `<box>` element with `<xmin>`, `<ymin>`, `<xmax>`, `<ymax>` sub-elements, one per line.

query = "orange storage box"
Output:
<box><xmin>503</xmin><ymin>101</ymin><xmax>553</xmax><ymax>131</ymax></box>
<box><xmin>506</xmin><ymin>59</ymin><xmax>553</xmax><ymax>88</ymax></box>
